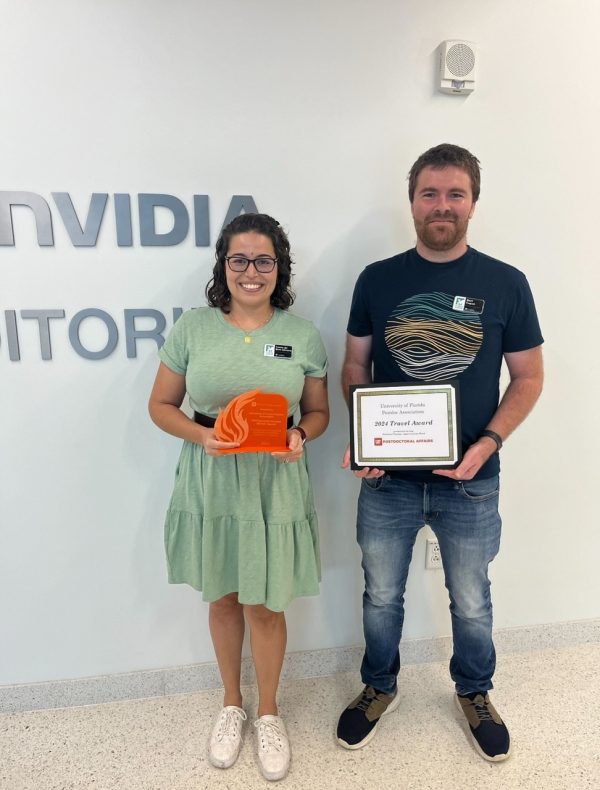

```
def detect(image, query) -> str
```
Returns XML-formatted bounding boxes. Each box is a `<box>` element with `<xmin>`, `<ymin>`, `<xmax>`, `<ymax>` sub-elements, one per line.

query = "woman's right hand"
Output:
<box><xmin>200</xmin><ymin>427</ymin><xmax>240</xmax><ymax>456</ymax></box>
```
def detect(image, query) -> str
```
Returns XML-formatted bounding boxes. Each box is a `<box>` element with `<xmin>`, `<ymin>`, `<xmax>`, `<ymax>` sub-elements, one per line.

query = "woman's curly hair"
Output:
<box><xmin>206</xmin><ymin>213</ymin><xmax>295</xmax><ymax>312</ymax></box>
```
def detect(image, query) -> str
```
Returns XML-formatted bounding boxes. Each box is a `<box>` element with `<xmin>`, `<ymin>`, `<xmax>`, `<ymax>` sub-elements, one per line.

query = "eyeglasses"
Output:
<box><xmin>225</xmin><ymin>255</ymin><xmax>277</xmax><ymax>273</ymax></box>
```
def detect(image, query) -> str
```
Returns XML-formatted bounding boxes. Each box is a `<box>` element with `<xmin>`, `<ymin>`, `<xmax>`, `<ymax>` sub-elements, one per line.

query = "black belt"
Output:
<box><xmin>194</xmin><ymin>411</ymin><xmax>294</xmax><ymax>429</ymax></box>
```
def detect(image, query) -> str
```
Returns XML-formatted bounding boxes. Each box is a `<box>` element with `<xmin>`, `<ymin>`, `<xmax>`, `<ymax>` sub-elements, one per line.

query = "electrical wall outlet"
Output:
<box><xmin>425</xmin><ymin>538</ymin><xmax>443</xmax><ymax>569</ymax></box>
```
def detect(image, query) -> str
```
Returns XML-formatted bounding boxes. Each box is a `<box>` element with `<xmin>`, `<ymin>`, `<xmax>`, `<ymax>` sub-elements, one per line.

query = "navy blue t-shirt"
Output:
<box><xmin>347</xmin><ymin>247</ymin><xmax>544</xmax><ymax>481</ymax></box>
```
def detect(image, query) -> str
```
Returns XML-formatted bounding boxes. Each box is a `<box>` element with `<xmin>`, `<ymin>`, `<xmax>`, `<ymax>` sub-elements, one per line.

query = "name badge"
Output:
<box><xmin>264</xmin><ymin>344</ymin><xmax>293</xmax><ymax>359</ymax></box>
<box><xmin>452</xmin><ymin>296</ymin><xmax>485</xmax><ymax>314</ymax></box>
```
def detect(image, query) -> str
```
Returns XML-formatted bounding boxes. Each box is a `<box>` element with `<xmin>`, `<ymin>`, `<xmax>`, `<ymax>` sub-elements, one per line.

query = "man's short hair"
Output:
<box><xmin>408</xmin><ymin>143</ymin><xmax>481</xmax><ymax>203</ymax></box>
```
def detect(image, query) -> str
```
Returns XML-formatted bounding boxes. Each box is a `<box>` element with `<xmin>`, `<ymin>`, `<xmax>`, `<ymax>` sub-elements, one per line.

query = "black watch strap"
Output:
<box><xmin>480</xmin><ymin>429</ymin><xmax>503</xmax><ymax>451</ymax></box>
<box><xmin>292</xmin><ymin>425</ymin><xmax>307</xmax><ymax>445</ymax></box>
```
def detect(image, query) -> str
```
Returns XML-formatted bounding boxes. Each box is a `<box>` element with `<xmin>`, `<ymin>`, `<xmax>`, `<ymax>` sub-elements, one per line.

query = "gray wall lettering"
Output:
<box><xmin>68</xmin><ymin>309</ymin><xmax>120</xmax><ymax>360</ymax></box>
<box><xmin>124</xmin><ymin>309</ymin><xmax>166</xmax><ymax>358</ymax></box>
<box><xmin>4</xmin><ymin>310</ymin><xmax>21</xmax><ymax>361</ymax></box>
<box><xmin>114</xmin><ymin>194</ymin><xmax>133</xmax><ymax>247</ymax></box>
<box><xmin>0</xmin><ymin>192</ymin><xmax>54</xmax><ymax>246</ymax></box>
<box><xmin>138</xmin><ymin>194</ymin><xmax>189</xmax><ymax>247</ymax></box>
<box><xmin>222</xmin><ymin>195</ymin><xmax>258</xmax><ymax>227</ymax></box>
<box><xmin>52</xmin><ymin>193</ymin><xmax>108</xmax><ymax>247</ymax></box>
<box><xmin>0</xmin><ymin>193</ymin><xmax>257</xmax><ymax>247</ymax></box>
<box><xmin>1</xmin><ymin>188</ymin><xmax>256</xmax><ymax>362</ymax></box>
<box><xmin>2</xmin><ymin>308</ymin><xmax>184</xmax><ymax>361</ymax></box>
<box><xmin>20</xmin><ymin>310</ymin><xmax>66</xmax><ymax>360</ymax></box>
<box><xmin>194</xmin><ymin>195</ymin><xmax>209</xmax><ymax>246</ymax></box>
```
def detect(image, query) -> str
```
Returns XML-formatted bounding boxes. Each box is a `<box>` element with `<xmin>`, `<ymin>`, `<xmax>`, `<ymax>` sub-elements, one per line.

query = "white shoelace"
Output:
<box><xmin>215</xmin><ymin>707</ymin><xmax>247</xmax><ymax>741</ymax></box>
<box><xmin>254</xmin><ymin>718</ymin><xmax>287</xmax><ymax>752</ymax></box>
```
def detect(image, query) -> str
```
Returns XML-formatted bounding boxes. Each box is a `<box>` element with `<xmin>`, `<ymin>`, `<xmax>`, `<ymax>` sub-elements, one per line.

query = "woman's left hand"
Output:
<box><xmin>271</xmin><ymin>428</ymin><xmax>305</xmax><ymax>464</ymax></box>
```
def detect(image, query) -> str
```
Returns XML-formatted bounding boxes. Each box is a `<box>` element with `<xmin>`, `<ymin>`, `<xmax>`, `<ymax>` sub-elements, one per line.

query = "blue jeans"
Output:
<box><xmin>357</xmin><ymin>474</ymin><xmax>501</xmax><ymax>696</ymax></box>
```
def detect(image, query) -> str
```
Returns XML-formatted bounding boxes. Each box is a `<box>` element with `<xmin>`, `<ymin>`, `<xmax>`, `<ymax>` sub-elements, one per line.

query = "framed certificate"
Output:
<box><xmin>350</xmin><ymin>382</ymin><xmax>461</xmax><ymax>470</ymax></box>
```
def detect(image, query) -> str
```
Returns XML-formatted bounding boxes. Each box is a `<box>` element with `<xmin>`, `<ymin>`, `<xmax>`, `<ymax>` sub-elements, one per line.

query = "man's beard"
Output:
<box><xmin>415</xmin><ymin>212</ymin><xmax>469</xmax><ymax>252</ymax></box>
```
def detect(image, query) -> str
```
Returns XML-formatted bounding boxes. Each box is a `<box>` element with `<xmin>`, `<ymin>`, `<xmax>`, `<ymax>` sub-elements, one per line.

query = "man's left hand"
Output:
<box><xmin>432</xmin><ymin>438</ymin><xmax>496</xmax><ymax>481</ymax></box>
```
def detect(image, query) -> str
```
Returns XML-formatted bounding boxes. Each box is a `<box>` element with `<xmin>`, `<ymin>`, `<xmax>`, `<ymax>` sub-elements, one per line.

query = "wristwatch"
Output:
<box><xmin>479</xmin><ymin>429</ymin><xmax>503</xmax><ymax>452</ymax></box>
<box><xmin>292</xmin><ymin>425</ymin><xmax>307</xmax><ymax>445</ymax></box>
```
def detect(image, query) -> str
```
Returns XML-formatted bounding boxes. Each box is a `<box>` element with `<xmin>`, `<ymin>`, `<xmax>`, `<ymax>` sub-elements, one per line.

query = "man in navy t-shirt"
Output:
<box><xmin>336</xmin><ymin>144</ymin><xmax>544</xmax><ymax>762</ymax></box>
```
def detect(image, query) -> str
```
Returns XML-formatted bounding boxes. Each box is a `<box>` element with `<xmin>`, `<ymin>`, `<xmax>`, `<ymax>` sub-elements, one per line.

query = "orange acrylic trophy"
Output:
<box><xmin>214</xmin><ymin>389</ymin><xmax>289</xmax><ymax>453</ymax></box>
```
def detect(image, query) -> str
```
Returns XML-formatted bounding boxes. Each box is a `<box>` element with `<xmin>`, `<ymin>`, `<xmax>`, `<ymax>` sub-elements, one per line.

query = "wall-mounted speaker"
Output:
<box><xmin>438</xmin><ymin>40</ymin><xmax>477</xmax><ymax>95</ymax></box>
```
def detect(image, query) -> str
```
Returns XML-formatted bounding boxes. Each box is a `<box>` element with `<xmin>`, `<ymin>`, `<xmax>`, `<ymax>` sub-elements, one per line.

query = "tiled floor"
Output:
<box><xmin>1</xmin><ymin>643</ymin><xmax>598</xmax><ymax>790</ymax></box>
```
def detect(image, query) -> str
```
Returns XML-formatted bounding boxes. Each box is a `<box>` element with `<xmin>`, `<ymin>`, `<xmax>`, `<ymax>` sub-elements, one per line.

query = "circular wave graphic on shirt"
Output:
<box><xmin>385</xmin><ymin>292</ymin><xmax>483</xmax><ymax>381</ymax></box>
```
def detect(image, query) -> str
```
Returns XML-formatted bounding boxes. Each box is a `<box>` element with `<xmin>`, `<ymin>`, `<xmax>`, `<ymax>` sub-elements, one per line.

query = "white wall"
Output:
<box><xmin>2</xmin><ymin>0</ymin><xmax>598</xmax><ymax>686</ymax></box>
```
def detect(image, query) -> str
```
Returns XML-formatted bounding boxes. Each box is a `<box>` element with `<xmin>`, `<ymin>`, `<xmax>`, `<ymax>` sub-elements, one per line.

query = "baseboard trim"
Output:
<box><xmin>2</xmin><ymin>618</ymin><xmax>598</xmax><ymax>714</ymax></box>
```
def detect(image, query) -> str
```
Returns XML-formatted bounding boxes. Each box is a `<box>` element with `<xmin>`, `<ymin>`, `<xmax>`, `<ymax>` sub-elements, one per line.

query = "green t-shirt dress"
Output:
<box><xmin>159</xmin><ymin>307</ymin><xmax>328</xmax><ymax>612</ymax></box>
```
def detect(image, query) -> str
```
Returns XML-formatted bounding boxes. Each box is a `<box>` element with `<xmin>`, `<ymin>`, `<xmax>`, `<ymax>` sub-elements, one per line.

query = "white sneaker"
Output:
<box><xmin>208</xmin><ymin>705</ymin><xmax>247</xmax><ymax>769</ymax></box>
<box><xmin>254</xmin><ymin>714</ymin><xmax>291</xmax><ymax>781</ymax></box>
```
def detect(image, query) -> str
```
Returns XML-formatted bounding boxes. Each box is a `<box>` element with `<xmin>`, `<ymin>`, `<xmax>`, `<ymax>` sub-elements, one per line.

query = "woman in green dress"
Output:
<box><xmin>148</xmin><ymin>213</ymin><xmax>329</xmax><ymax>781</ymax></box>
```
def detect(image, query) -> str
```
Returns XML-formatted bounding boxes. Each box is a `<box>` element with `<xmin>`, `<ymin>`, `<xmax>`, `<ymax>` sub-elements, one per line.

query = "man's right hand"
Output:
<box><xmin>341</xmin><ymin>444</ymin><xmax>386</xmax><ymax>479</ymax></box>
